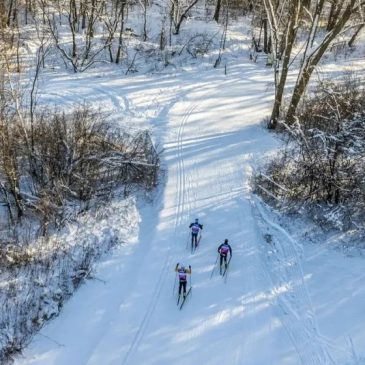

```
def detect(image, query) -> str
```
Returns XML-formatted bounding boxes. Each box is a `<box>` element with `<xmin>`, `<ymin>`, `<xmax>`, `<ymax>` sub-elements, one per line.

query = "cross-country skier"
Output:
<box><xmin>189</xmin><ymin>218</ymin><xmax>203</xmax><ymax>250</ymax></box>
<box><xmin>217</xmin><ymin>239</ymin><xmax>232</xmax><ymax>275</ymax></box>
<box><xmin>175</xmin><ymin>263</ymin><xmax>191</xmax><ymax>298</ymax></box>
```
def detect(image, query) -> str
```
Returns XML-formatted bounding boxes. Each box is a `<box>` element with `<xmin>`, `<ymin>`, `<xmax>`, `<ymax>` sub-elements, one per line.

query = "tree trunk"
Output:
<box><xmin>69</xmin><ymin>0</ymin><xmax>78</xmax><ymax>60</ymax></box>
<box><xmin>213</xmin><ymin>0</ymin><xmax>221</xmax><ymax>22</ymax></box>
<box><xmin>263</xmin><ymin>18</ymin><xmax>268</xmax><ymax>53</ymax></box>
<box><xmin>303</xmin><ymin>0</ymin><xmax>311</xmax><ymax>9</ymax></box>
<box><xmin>268</xmin><ymin>0</ymin><xmax>302</xmax><ymax>129</ymax></box>
<box><xmin>0</xmin><ymin>1</ymin><xmax>6</xmax><ymax>28</ymax></box>
<box><xmin>83</xmin><ymin>0</ymin><xmax>96</xmax><ymax>61</ymax></box>
<box><xmin>7</xmin><ymin>0</ymin><xmax>14</xmax><ymax>26</ymax></box>
<box><xmin>327</xmin><ymin>0</ymin><xmax>343</xmax><ymax>31</ymax></box>
<box><xmin>25</xmin><ymin>0</ymin><xmax>28</xmax><ymax>24</ymax></box>
<box><xmin>286</xmin><ymin>0</ymin><xmax>357</xmax><ymax>124</ymax></box>
<box><xmin>81</xmin><ymin>1</ymin><xmax>86</xmax><ymax>29</ymax></box>
<box><xmin>348</xmin><ymin>23</ymin><xmax>364</xmax><ymax>47</ymax></box>
<box><xmin>115</xmin><ymin>0</ymin><xmax>126</xmax><ymax>64</ymax></box>
<box><xmin>142</xmin><ymin>0</ymin><xmax>148</xmax><ymax>41</ymax></box>
<box><xmin>173</xmin><ymin>0</ymin><xmax>198</xmax><ymax>35</ymax></box>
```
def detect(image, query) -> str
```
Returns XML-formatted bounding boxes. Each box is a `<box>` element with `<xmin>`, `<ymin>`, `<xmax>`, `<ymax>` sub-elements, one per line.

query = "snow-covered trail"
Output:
<box><xmin>15</xmin><ymin>28</ymin><xmax>335</xmax><ymax>365</ymax></box>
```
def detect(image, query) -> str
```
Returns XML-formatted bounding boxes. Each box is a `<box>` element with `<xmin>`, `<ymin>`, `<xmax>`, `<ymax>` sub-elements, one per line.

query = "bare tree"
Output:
<box><xmin>286</xmin><ymin>0</ymin><xmax>363</xmax><ymax>124</ymax></box>
<box><xmin>326</xmin><ymin>0</ymin><xmax>343</xmax><ymax>31</ymax></box>
<box><xmin>213</xmin><ymin>0</ymin><xmax>222</xmax><ymax>22</ymax></box>
<box><xmin>348</xmin><ymin>23</ymin><xmax>365</xmax><ymax>46</ymax></box>
<box><xmin>171</xmin><ymin>0</ymin><xmax>199</xmax><ymax>35</ymax></box>
<box><xmin>140</xmin><ymin>0</ymin><xmax>148</xmax><ymax>41</ymax></box>
<box><xmin>42</xmin><ymin>0</ymin><xmax>112</xmax><ymax>72</ymax></box>
<box><xmin>115</xmin><ymin>0</ymin><xmax>127</xmax><ymax>63</ymax></box>
<box><xmin>263</xmin><ymin>0</ymin><xmax>365</xmax><ymax>128</ymax></box>
<box><xmin>265</xmin><ymin>0</ymin><xmax>304</xmax><ymax>129</ymax></box>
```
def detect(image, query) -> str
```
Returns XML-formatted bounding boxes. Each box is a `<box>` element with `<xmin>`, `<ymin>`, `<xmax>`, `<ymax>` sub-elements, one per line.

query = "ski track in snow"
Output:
<box><xmin>122</xmin><ymin>100</ymin><xmax>197</xmax><ymax>364</ymax></box>
<box><xmin>252</xmin><ymin>198</ymin><xmax>338</xmax><ymax>365</ymax></box>
<box><xmin>14</xmin><ymin>24</ymin><xmax>361</xmax><ymax>365</ymax></box>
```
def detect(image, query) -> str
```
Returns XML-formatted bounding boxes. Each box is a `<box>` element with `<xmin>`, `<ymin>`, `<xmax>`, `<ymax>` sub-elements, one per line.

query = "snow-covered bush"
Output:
<box><xmin>0</xmin><ymin>105</ymin><xmax>159</xmax><ymax>238</ymax></box>
<box><xmin>255</xmin><ymin>76</ymin><xmax>365</xmax><ymax>232</ymax></box>
<box><xmin>0</xmin><ymin>101</ymin><xmax>158</xmax><ymax>362</ymax></box>
<box><xmin>0</xmin><ymin>197</ymin><xmax>138</xmax><ymax>363</ymax></box>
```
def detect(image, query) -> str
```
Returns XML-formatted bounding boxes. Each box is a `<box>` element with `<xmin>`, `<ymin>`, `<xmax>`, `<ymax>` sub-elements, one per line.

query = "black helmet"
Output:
<box><xmin>224</xmin><ymin>239</ymin><xmax>228</xmax><ymax>244</ymax></box>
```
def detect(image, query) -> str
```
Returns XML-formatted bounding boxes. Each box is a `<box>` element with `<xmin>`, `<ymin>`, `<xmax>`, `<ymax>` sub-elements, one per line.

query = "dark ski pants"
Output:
<box><xmin>179</xmin><ymin>281</ymin><xmax>187</xmax><ymax>295</ymax></box>
<box><xmin>220</xmin><ymin>254</ymin><xmax>228</xmax><ymax>269</ymax></box>
<box><xmin>191</xmin><ymin>233</ymin><xmax>198</xmax><ymax>246</ymax></box>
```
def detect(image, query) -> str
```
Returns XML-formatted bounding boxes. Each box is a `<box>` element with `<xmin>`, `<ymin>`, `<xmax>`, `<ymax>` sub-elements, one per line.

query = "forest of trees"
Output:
<box><xmin>2</xmin><ymin>0</ymin><xmax>363</xmax><ymax>126</ymax></box>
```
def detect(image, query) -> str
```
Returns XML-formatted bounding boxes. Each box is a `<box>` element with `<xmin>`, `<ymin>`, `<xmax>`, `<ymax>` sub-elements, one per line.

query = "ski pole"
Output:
<box><xmin>186</xmin><ymin>231</ymin><xmax>190</xmax><ymax>250</ymax></box>
<box><xmin>173</xmin><ymin>272</ymin><xmax>178</xmax><ymax>295</ymax></box>
<box><xmin>210</xmin><ymin>254</ymin><xmax>219</xmax><ymax>279</ymax></box>
<box><xmin>189</xmin><ymin>272</ymin><xmax>192</xmax><ymax>298</ymax></box>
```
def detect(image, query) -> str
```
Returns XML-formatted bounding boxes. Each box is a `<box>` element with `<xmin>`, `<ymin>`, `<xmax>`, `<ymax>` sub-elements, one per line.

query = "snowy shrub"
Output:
<box><xmin>179</xmin><ymin>33</ymin><xmax>216</xmax><ymax>58</ymax></box>
<box><xmin>0</xmin><ymin>197</ymin><xmax>138</xmax><ymax>363</ymax></box>
<box><xmin>255</xmin><ymin>76</ymin><xmax>365</xmax><ymax>232</ymax></box>
<box><xmin>0</xmin><ymin>103</ymin><xmax>158</xmax><ymax>363</ymax></box>
<box><xmin>0</xmin><ymin>105</ymin><xmax>159</xmax><ymax>237</ymax></box>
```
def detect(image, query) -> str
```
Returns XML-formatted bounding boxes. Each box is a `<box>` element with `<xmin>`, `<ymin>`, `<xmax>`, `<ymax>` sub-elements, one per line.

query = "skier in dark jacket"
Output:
<box><xmin>189</xmin><ymin>218</ymin><xmax>203</xmax><ymax>250</ymax></box>
<box><xmin>217</xmin><ymin>239</ymin><xmax>232</xmax><ymax>274</ymax></box>
<box><xmin>175</xmin><ymin>263</ymin><xmax>192</xmax><ymax>297</ymax></box>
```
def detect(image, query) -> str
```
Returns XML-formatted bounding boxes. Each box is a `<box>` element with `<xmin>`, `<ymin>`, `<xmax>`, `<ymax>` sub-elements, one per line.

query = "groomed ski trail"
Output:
<box><xmin>121</xmin><ymin>101</ymin><xmax>197</xmax><ymax>365</ymax></box>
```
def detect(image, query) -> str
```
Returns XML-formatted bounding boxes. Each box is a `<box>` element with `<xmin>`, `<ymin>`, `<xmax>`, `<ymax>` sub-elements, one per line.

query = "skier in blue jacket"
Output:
<box><xmin>189</xmin><ymin>218</ymin><xmax>203</xmax><ymax>250</ymax></box>
<box><xmin>217</xmin><ymin>239</ymin><xmax>232</xmax><ymax>274</ymax></box>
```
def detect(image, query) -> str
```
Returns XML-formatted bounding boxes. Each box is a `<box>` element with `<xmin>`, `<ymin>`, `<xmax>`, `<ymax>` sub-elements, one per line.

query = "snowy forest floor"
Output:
<box><xmin>13</xmin><ymin>21</ymin><xmax>365</xmax><ymax>365</ymax></box>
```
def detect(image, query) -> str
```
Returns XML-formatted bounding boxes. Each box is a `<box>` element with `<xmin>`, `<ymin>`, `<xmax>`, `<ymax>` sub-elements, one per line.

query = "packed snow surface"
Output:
<box><xmin>14</xmin><ymin>25</ymin><xmax>365</xmax><ymax>365</ymax></box>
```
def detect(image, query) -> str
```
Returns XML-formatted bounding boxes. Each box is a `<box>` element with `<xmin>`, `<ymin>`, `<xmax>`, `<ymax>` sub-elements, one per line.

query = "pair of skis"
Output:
<box><xmin>186</xmin><ymin>232</ymin><xmax>202</xmax><ymax>254</ymax></box>
<box><xmin>191</xmin><ymin>234</ymin><xmax>202</xmax><ymax>254</ymax></box>
<box><xmin>210</xmin><ymin>255</ymin><xmax>231</xmax><ymax>282</ymax></box>
<box><xmin>173</xmin><ymin>273</ymin><xmax>192</xmax><ymax>310</ymax></box>
<box><xmin>221</xmin><ymin>260</ymin><xmax>231</xmax><ymax>282</ymax></box>
<box><xmin>177</xmin><ymin>287</ymin><xmax>192</xmax><ymax>310</ymax></box>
